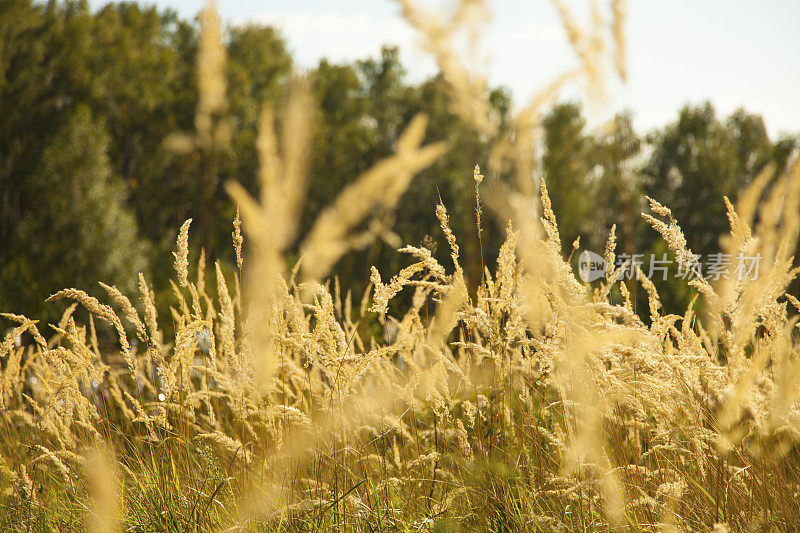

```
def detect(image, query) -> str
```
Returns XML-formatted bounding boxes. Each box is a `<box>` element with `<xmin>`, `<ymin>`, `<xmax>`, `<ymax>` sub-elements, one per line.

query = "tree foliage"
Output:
<box><xmin>0</xmin><ymin>1</ymin><xmax>796</xmax><ymax>328</ymax></box>
<box><xmin>1</xmin><ymin>106</ymin><xmax>147</xmax><ymax>322</ymax></box>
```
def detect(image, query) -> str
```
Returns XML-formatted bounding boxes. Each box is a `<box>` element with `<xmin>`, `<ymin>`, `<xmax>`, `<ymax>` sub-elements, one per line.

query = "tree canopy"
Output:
<box><xmin>0</xmin><ymin>0</ymin><xmax>797</xmax><ymax>329</ymax></box>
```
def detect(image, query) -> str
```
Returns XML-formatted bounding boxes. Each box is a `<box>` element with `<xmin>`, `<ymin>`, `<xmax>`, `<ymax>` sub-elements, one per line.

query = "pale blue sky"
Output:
<box><xmin>88</xmin><ymin>0</ymin><xmax>800</xmax><ymax>137</ymax></box>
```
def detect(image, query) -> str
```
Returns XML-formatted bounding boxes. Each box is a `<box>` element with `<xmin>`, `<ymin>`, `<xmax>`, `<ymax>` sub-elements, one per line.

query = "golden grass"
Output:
<box><xmin>1</xmin><ymin>1</ymin><xmax>799</xmax><ymax>531</ymax></box>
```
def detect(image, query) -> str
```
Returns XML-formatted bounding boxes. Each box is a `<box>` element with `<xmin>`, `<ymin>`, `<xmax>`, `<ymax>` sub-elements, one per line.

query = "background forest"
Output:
<box><xmin>1</xmin><ymin>0</ymin><xmax>798</xmax><ymax>330</ymax></box>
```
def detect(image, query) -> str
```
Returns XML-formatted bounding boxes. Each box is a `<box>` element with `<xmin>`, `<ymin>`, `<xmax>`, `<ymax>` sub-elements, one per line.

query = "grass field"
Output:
<box><xmin>2</xmin><ymin>1</ymin><xmax>800</xmax><ymax>531</ymax></box>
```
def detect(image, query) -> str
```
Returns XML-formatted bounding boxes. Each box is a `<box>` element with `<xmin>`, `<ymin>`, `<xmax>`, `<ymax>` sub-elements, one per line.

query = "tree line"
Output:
<box><xmin>1</xmin><ymin>0</ymin><xmax>796</xmax><ymax>328</ymax></box>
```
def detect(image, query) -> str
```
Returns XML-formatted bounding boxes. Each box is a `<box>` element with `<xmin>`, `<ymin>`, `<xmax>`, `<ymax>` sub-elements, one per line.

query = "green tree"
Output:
<box><xmin>395</xmin><ymin>75</ymin><xmax>511</xmax><ymax>294</ymax></box>
<box><xmin>211</xmin><ymin>24</ymin><xmax>293</xmax><ymax>258</ymax></box>
<box><xmin>89</xmin><ymin>2</ymin><xmax>196</xmax><ymax>242</ymax></box>
<box><xmin>641</xmin><ymin>103</ymin><xmax>790</xmax><ymax>316</ymax></box>
<box><xmin>225</xmin><ymin>23</ymin><xmax>294</xmax><ymax>205</ymax></box>
<box><xmin>303</xmin><ymin>49</ymin><xmax>511</xmax><ymax>297</ymax></box>
<box><xmin>0</xmin><ymin>0</ymin><xmax>94</xmax><ymax>268</ymax></box>
<box><xmin>306</xmin><ymin>58</ymin><xmax>373</xmax><ymax>235</ymax></box>
<box><xmin>592</xmin><ymin>113</ymin><xmax>641</xmax><ymax>253</ymax></box>
<box><xmin>301</xmin><ymin>48</ymin><xmax>416</xmax><ymax>294</ymax></box>
<box><xmin>642</xmin><ymin>103</ymin><xmax>776</xmax><ymax>255</ymax></box>
<box><xmin>542</xmin><ymin>102</ymin><xmax>595</xmax><ymax>253</ymax></box>
<box><xmin>0</xmin><ymin>106</ymin><xmax>147</xmax><ymax>323</ymax></box>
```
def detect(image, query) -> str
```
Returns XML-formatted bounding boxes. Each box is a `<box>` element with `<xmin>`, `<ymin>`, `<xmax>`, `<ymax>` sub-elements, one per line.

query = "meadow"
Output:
<box><xmin>1</xmin><ymin>1</ymin><xmax>800</xmax><ymax>531</ymax></box>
